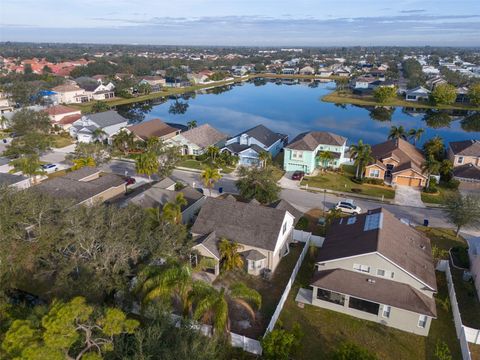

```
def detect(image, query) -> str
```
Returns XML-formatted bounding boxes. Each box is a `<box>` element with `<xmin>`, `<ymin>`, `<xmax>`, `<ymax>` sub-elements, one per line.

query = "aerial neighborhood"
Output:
<box><xmin>0</xmin><ymin>42</ymin><xmax>480</xmax><ymax>360</ymax></box>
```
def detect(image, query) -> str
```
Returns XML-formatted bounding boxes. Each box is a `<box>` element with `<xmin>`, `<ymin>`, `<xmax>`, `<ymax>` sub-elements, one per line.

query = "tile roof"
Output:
<box><xmin>311</xmin><ymin>269</ymin><xmax>436</xmax><ymax>317</ymax></box>
<box><xmin>287</xmin><ymin>131</ymin><xmax>347</xmax><ymax>151</ymax></box>
<box><xmin>233</xmin><ymin>125</ymin><xmax>287</xmax><ymax>147</ymax></box>
<box><xmin>44</xmin><ymin>105</ymin><xmax>80</xmax><ymax>116</ymax></box>
<box><xmin>449</xmin><ymin>140</ymin><xmax>480</xmax><ymax>156</ymax></box>
<box><xmin>191</xmin><ymin>197</ymin><xmax>294</xmax><ymax>251</ymax></box>
<box><xmin>127</xmin><ymin>119</ymin><xmax>178</xmax><ymax>140</ymax></box>
<box><xmin>316</xmin><ymin>208</ymin><xmax>437</xmax><ymax>291</ymax></box>
<box><xmin>370</xmin><ymin>138</ymin><xmax>426</xmax><ymax>175</ymax></box>
<box><xmin>453</xmin><ymin>163</ymin><xmax>480</xmax><ymax>181</ymax></box>
<box><xmin>58</xmin><ymin>114</ymin><xmax>82</xmax><ymax>125</ymax></box>
<box><xmin>180</xmin><ymin>124</ymin><xmax>228</xmax><ymax>148</ymax></box>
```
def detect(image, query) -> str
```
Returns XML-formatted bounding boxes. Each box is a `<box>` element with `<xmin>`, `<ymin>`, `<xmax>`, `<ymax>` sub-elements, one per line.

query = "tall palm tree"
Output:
<box><xmin>422</xmin><ymin>155</ymin><xmax>441</xmax><ymax>189</ymax></box>
<box><xmin>218</xmin><ymin>238</ymin><xmax>244</xmax><ymax>272</ymax></box>
<box><xmin>206</xmin><ymin>146</ymin><xmax>220</xmax><ymax>163</ymax></box>
<box><xmin>349</xmin><ymin>140</ymin><xmax>373</xmax><ymax>179</ymax></box>
<box><xmin>9</xmin><ymin>154</ymin><xmax>45</xmax><ymax>185</ymax></box>
<box><xmin>408</xmin><ymin>128</ymin><xmax>425</xmax><ymax>146</ymax></box>
<box><xmin>112</xmin><ymin>129</ymin><xmax>136</xmax><ymax>156</ymax></box>
<box><xmin>162</xmin><ymin>193</ymin><xmax>188</xmax><ymax>224</ymax></box>
<box><xmin>388</xmin><ymin>125</ymin><xmax>408</xmax><ymax>140</ymax></box>
<box><xmin>258</xmin><ymin>151</ymin><xmax>272</xmax><ymax>168</ymax></box>
<box><xmin>187</xmin><ymin>120</ymin><xmax>197</xmax><ymax>129</ymax></box>
<box><xmin>72</xmin><ymin>157</ymin><xmax>96</xmax><ymax>170</ymax></box>
<box><xmin>135</xmin><ymin>151</ymin><xmax>159</xmax><ymax>179</ymax></box>
<box><xmin>201</xmin><ymin>167</ymin><xmax>222</xmax><ymax>196</ymax></box>
<box><xmin>317</xmin><ymin>150</ymin><xmax>334</xmax><ymax>169</ymax></box>
<box><xmin>194</xmin><ymin>282</ymin><xmax>261</xmax><ymax>334</ymax></box>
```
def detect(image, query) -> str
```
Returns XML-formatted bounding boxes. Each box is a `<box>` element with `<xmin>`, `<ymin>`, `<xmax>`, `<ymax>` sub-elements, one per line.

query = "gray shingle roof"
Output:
<box><xmin>287</xmin><ymin>131</ymin><xmax>347</xmax><ymax>151</ymax></box>
<box><xmin>449</xmin><ymin>140</ymin><xmax>480</xmax><ymax>156</ymax></box>
<box><xmin>0</xmin><ymin>173</ymin><xmax>28</xmax><ymax>186</ymax></box>
<box><xmin>224</xmin><ymin>143</ymin><xmax>265</xmax><ymax>155</ymax></box>
<box><xmin>191</xmin><ymin>197</ymin><xmax>291</xmax><ymax>251</ymax></box>
<box><xmin>180</xmin><ymin>124</ymin><xmax>228</xmax><ymax>148</ymax></box>
<box><xmin>129</xmin><ymin>185</ymin><xmax>204</xmax><ymax>210</ymax></box>
<box><xmin>244</xmin><ymin>249</ymin><xmax>267</xmax><ymax>261</ymax></box>
<box><xmin>64</xmin><ymin>166</ymin><xmax>100</xmax><ymax>181</ymax></box>
<box><xmin>86</xmin><ymin>111</ymin><xmax>128</xmax><ymax>128</ymax></box>
<box><xmin>453</xmin><ymin>163</ymin><xmax>480</xmax><ymax>181</ymax></box>
<box><xmin>232</xmin><ymin>125</ymin><xmax>287</xmax><ymax>147</ymax></box>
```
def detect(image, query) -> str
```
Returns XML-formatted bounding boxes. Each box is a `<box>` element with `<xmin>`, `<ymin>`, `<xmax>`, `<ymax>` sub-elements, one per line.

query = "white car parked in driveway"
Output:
<box><xmin>335</xmin><ymin>200</ymin><xmax>362</xmax><ymax>215</ymax></box>
<box><xmin>41</xmin><ymin>163</ymin><xmax>59</xmax><ymax>174</ymax></box>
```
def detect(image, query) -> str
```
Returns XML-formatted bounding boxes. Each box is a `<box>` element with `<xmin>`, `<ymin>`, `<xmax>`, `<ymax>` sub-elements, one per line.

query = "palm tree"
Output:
<box><xmin>187</xmin><ymin>120</ymin><xmax>197</xmax><ymax>129</ymax></box>
<box><xmin>206</xmin><ymin>146</ymin><xmax>220</xmax><ymax>163</ymax></box>
<box><xmin>9</xmin><ymin>154</ymin><xmax>45</xmax><ymax>185</ymax></box>
<box><xmin>194</xmin><ymin>282</ymin><xmax>261</xmax><ymax>334</ymax></box>
<box><xmin>388</xmin><ymin>125</ymin><xmax>408</xmax><ymax>140</ymax></box>
<box><xmin>408</xmin><ymin>128</ymin><xmax>424</xmax><ymax>146</ymax></box>
<box><xmin>201</xmin><ymin>167</ymin><xmax>222</xmax><ymax>196</ymax></box>
<box><xmin>317</xmin><ymin>150</ymin><xmax>334</xmax><ymax>169</ymax></box>
<box><xmin>439</xmin><ymin>159</ymin><xmax>453</xmax><ymax>180</ymax></box>
<box><xmin>218</xmin><ymin>238</ymin><xmax>244</xmax><ymax>272</ymax></box>
<box><xmin>72</xmin><ymin>157</ymin><xmax>96</xmax><ymax>170</ymax></box>
<box><xmin>422</xmin><ymin>155</ymin><xmax>441</xmax><ymax>189</ymax></box>
<box><xmin>162</xmin><ymin>193</ymin><xmax>188</xmax><ymax>224</ymax></box>
<box><xmin>92</xmin><ymin>128</ymin><xmax>108</xmax><ymax>142</ymax></box>
<box><xmin>112</xmin><ymin>129</ymin><xmax>136</xmax><ymax>156</ymax></box>
<box><xmin>135</xmin><ymin>151</ymin><xmax>159</xmax><ymax>179</ymax></box>
<box><xmin>349</xmin><ymin>140</ymin><xmax>373</xmax><ymax>179</ymax></box>
<box><xmin>258</xmin><ymin>151</ymin><xmax>272</xmax><ymax>168</ymax></box>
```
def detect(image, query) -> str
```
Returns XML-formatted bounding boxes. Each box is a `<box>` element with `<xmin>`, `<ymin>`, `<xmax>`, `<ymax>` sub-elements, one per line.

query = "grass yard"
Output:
<box><xmin>296</xmin><ymin>208</ymin><xmax>328</xmax><ymax>236</ymax></box>
<box><xmin>50</xmin><ymin>134</ymin><xmax>74</xmax><ymax>148</ymax></box>
<box><xmin>214</xmin><ymin>244</ymin><xmax>304</xmax><ymax>339</ymax></box>
<box><xmin>177</xmin><ymin>158</ymin><xmax>207</xmax><ymax>171</ymax></box>
<box><xmin>301</xmin><ymin>165</ymin><xmax>395</xmax><ymax>199</ymax></box>
<box><xmin>421</xmin><ymin>185</ymin><xmax>458</xmax><ymax>205</ymax></box>
<box><xmin>278</xmin><ymin>250</ymin><xmax>462</xmax><ymax>360</ymax></box>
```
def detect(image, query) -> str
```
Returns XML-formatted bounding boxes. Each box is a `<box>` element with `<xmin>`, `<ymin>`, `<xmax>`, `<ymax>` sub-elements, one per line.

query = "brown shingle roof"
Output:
<box><xmin>311</xmin><ymin>269</ymin><xmax>436</xmax><ymax>317</ymax></box>
<box><xmin>287</xmin><ymin>131</ymin><xmax>347</xmax><ymax>151</ymax></box>
<box><xmin>449</xmin><ymin>140</ymin><xmax>480</xmax><ymax>157</ymax></box>
<box><xmin>180</xmin><ymin>124</ymin><xmax>228</xmax><ymax>148</ymax></box>
<box><xmin>58</xmin><ymin>114</ymin><xmax>82</xmax><ymax>125</ymax></box>
<box><xmin>44</xmin><ymin>105</ymin><xmax>80</xmax><ymax>116</ymax></box>
<box><xmin>127</xmin><ymin>119</ymin><xmax>178</xmax><ymax>140</ymax></box>
<box><xmin>316</xmin><ymin>208</ymin><xmax>437</xmax><ymax>291</ymax></box>
<box><xmin>370</xmin><ymin>138</ymin><xmax>425</xmax><ymax>175</ymax></box>
<box><xmin>453</xmin><ymin>163</ymin><xmax>480</xmax><ymax>181</ymax></box>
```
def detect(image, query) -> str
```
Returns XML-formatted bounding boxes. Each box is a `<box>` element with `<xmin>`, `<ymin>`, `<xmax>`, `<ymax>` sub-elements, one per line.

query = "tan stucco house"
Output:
<box><xmin>365</xmin><ymin>138</ymin><xmax>427</xmax><ymax>187</ymax></box>
<box><xmin>296</xmin><ymin>208</ymin><xmax>437</xmax><ymax>336</ymax></box>
<box><xmin>448</xmin><ymin>140</ymin><xmax>480</xmax><ymax>167</ymax></box>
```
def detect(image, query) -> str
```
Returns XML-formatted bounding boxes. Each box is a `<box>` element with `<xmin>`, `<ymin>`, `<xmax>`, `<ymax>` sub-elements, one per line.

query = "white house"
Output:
<box><xmin>69</xmin><ymin>110</ymin><xmax>128</xmax><ymax>143</ymax></box>
<box><xmin>52</xmin><ymin>84</ymin><xmax>89</xmax><ymax>104</ymax></box>
<box><xmin>405</xmin><ymin>86</ymin><xmax>431</xmax><ymax>102</ymax></box>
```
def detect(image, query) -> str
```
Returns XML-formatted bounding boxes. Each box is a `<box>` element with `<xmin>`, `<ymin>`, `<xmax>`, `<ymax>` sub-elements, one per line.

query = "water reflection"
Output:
<box><xmin>369</xmin><ymin>107</ymin><xmax>395</xmax><ymax>122</ymax></box>
<box><xmin>461</xmin><ymin>112</ymin><xmax>480</xmax><ymax>132</ymax></box>
<box><xmin>423</xmin><ymin>110</ymin><xmax>452</xmax><ymax>129</ymax></box>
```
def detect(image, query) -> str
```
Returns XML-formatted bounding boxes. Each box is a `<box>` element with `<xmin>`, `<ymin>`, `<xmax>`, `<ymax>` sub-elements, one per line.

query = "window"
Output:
<box><xmin>457</xmin><ymin>156</ymin><xmax>464</xmax><ymax>164</ymax></box>
<box><xmin>370</xmin><ymin>169</ymin><xmax>380</xmax><ymax>178</ymax></box>
<box><xmin>348</xmin><ymin>297</ymin><xmax>380</xmax><ymax>315</ymax></box>
<box><xmin>418</xmin><ymin>315</ymin><xmax>428</xmax><ymax>328</ymax></box>
<box><xmin>377</xmin><ymin>269</ymin><xmax>385</xmax><ymax>277</ymax></box>
<box><xmin>292</xmin><ymin>151</ymin><xmax>303</xmax><ymax>160</ymax></box>
<box><xmin>282</xmin><ymin>222</ymin><xmax>287</xmax><ymax>235</ymax></box>
<box><xmin>316</xmin><ymin>288</ymin><xmax>345</xmax><ymax>306</ymax></box>
<box><xmin>376</xmin><ymin>269</ymin><xmax>395</xmax><ymax>279</ymax></box>
<box><xmin>353</xmin><ymin>264</ymin><xmax>370</xmax><ymax>273</ymax></box>
<box><xmin>382</xmin><ymin>305</ymin><xmax>391</xmax><ymax>318</ymax></box>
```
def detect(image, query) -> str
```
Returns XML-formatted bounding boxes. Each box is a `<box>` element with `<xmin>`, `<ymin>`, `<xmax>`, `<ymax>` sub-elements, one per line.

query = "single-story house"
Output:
<box><xmin>138</xmin><ymin>76</ymin><xmax>166</xmax><ymax>91</ymax></box>
<box><xmin>284</xmin><ymin>131</ymin><xmax>348</xmax><ymax>174</ymax></box>
<box><xmin>125</xmin><ymin>118</ymin><xmax>180</xmax><ymax>142</ymax></box>
<box><xmin>168</xmin><ymin>124</ymin><xmax>228</xmax><ymax>156</ymax></box>
<box><xmin>298</xmin><ymin>208</ymin><xmax>437</xmax><ymax>336</ymax></box>
<box><xmin>222</xmin><ymin>125</ymin><xmax>287</xmax><ymax>167</ymax></box>
<box><xmin>33</xmin><ymin>167</ymin><xmax>126</xmax><ymax>206</ymax></box>
<box><xmin>405</xmin><ymin>86</ymin><xmax>430</xmax><ymax>102</ymax></box>
<box><xmin>69</xmin><ymin>110</ymin><xmax>128</xmax><ymax>143</ymax></box>
<box><xmin>191</xmin><ymin>197</ymin><xmax>300</xmax><ymax>277</ymax></box>
<box><xmin>43</xmin><ymin>105</ymin><xmax>82</xmax><ymax>124</ymax></box>
<box><xmin>448</xmin><ymin>139</ymin><xmax>480</xmax><ymax>167</ymax></box>
<box><xmin>299</xmin><ymin>66</ymin><xmax>315</xmax><ymax>75</ymax></box>
<box><xmin>365</xmin><ymin>138</ymin><xmax>427</xmax><ymax>187</ymax></box>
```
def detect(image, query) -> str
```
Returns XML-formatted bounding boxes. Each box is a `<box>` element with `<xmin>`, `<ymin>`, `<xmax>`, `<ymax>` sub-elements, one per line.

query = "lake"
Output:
<box><xmin>117</xmin><ymin>79</ymin><xmax>480</xmax><ymax>146</ymax></box>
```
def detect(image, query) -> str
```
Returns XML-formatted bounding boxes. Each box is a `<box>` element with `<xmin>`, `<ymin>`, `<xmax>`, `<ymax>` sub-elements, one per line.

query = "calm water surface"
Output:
<box><xmin>117</xmin><ymin>80</ymin><xmax>480</xmax><ymax>146</ymax></box>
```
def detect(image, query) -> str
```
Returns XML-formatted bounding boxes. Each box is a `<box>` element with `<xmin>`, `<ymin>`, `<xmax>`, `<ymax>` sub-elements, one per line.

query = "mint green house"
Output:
<box><xmin>283</xmin><ymin>131</ymin><xmax>348</xmax><ymax>174</ymax></box>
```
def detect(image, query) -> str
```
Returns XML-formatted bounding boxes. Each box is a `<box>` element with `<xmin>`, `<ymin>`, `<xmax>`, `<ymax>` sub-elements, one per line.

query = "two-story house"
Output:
<box><xmin>191</xmin><ymin>197</ymin><xmax>300</xmax><ymax>277</ymax></box>
<box><xmin>69</xmin><ymin>110</ymin><xmax>128</xmax><ymax>143</ymax></box>
<box><xmin>296</xmin><ymin>208</ymin><xmax>437</xmax><ymax>336</ymax></box>
<box><xmin>449</xmin><ymin>140</ymin><xmax>480</xmax><ymax>189</ymax></box>
<box><xmin>283</xmin><ymin>131</ymin><xmax>348</xmax><ymax>174</ymax></box>
<box><xmin>221</xmin><ymin>125</ymin><xmax>287</xmax><ymax>166</ymax></box>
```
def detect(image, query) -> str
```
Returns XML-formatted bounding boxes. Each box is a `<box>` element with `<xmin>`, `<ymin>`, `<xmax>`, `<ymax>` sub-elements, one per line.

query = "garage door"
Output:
<box><xmin>395</xmin><ymin>176</ymin><xmax>422</xmax><ymax>187</ymax></box>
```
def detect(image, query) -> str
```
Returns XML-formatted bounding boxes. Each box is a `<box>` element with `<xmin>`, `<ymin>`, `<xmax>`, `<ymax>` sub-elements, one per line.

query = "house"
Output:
<box><xmin>455</xmin><ymin>87</ymin><xmax>469</xmax><ymax>104</ymax></box>
<box><xmin>448</xmin><ymin>140</ymin><xmax>480</xmax><ymax>167</ymax></box>
<box><xmin>365</xmin><ymin>138</ymin><xmax>427</xmax><ymax>187</ymax></box>
<box><xmin>0</xmin><ymin>172</ymin><xmax>31</xmax><ymax>189</ymax></box>
<box><xmin>191</xmin><ymin>197</ymin><xmax>299</xmax><ymax>277</ymax></box>
<box><xmin>138</xmin><ymin>76</ymin><xmax>166</xmax><ymax>91</ymax></box>
<box><xmin>426</xmin><ymin>76</ymin><xmax>447</xmax><ymax>90</ymax></box>
<box><xmin>283</xmin><ymin>131</ymin><xmax>348</xmax><ymax>174</ymax></box>
<box><xmin>168</xmin><ymin>124</ymin><xmax>228</xmax><ymax>156</ymax></box>
<box><xmin>33</xmin><ymin>167</ymin><xmax>126</xmax><ymax>206</ymax></box>
<box><xmin>299</xmin><ymin>66</ymin><xmax>315</xmax><ymax>75</ymax></box>
<box><xmin>298</xmin><ymin>208</ymin><xmax>437</xmax><ymax>336</ymax></box>
<box><xmin>125</xmin><ymin>118</ymin><xmax>180</xmax><ymax>142</ymax></box>
<box><xmin>405</xmin><ymin>86</ymin><xmax>430</xmax><ymax>102</ymax></box>
<box><xmin>468</xmin><ymin>240</ymin><xmax>480</xmax><ymax>299</ymax></box>
<box><xmin>52</xmin><ymin>84</ymin><xmax>89</xmax><ymax>104</ymax></box>
<box><xmin>453</xmin><ymin>164</ymin><xmax>480</xmax><ymax>190</ymax></box>
<box><xmin>353</xmin><ymin>77</ymin><xmax>374</xmax><ymax>89</ymax></box>
<box><xmin>334</xmin><ymin>68</ymin><xmax>351</xmax><ymax>77</ymax></box>
<box><xmin>129</xmin><ymin>182</ymin><xmax>206</xmax><ymax>224</ymax></box>
<box><xmin>56</xmin><ymin>114</ymin><xmax>83</xmax><ymax>131</ymax></box>
<box><xmin>43</xmin><ymin>105</ymin><xmax>81</xmax><ymax>124</ymax></box>
<box><xmin>187</xmin><ymin>73</ymin><xmax>210</xmax><ymax>85</ymax></box>
<box><xmin>77</xmin><ymin>79</ymin><xmax>115</xmax><ymax>101</ymax></box>
<box><xmin>222</xmin><ymin>125</ymin><xmax>287</xmax><ymax>166</ymax></box>
<box><xmin>282</xmin><ymin>68</ymin><xmax>297</xmax><ymax>75</ymax></box>
<box><xmin>69</xmin><ymin>110</ymin><xmax>128</xmax><ymax>143</ymax></box>
<box><xmin>317</xmin><ymin>68</ymin><xmax>333</xmax><ymax>77</ymax></box>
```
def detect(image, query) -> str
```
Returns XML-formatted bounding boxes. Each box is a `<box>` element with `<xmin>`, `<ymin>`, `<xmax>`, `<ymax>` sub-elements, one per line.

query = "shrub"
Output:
<box><xmin>261</xmin><ymin>324</ymin><xmax>303</xmax><ymax>360</ymax></box>
<box><xmin>331</xmin><ymin>343</ymin><xmax>378</xmax><ymax>360</ymax></box>
<box><xmin>196</xmin><ymin>153</ymin><xmax>209</xmax><ymax>162</ymax></box>
<box><xmin>351</xmin><ymin>177</ymin><xmax>364</xmax><ymax>184</ymax></box>
<box><xmin>174</xmin><ymin>182</ymin><xmax>186</xmax><ymax>191</ymax></box>
<box><xmin>451</xmin><ymin>246</ymin><xmax>470</xmax><ymax>268</ymax></box>
<box><xmin>444</xmin><ymin>179</ymin><xmax>460</xmax><ymax>190</ymax></box>
<box><xmin>295</xmin><ymin>216</ymin><xmax>309</xmax><ymax>231</ymax></box>
<box><xmin>363</xmin><ymin>178</ymin><xmax>384</xmax><ymax>185</ymax></box>
<box><xmin>423</xmin><ymin>186</ymin><xmax>438</xmax><ymax>194</ymax></box>
<box><xmin>351</xmin><ymin>188</ymin><xmax>362</xmax><ymax>193</ymax></box>
<box><xmin>434</xmin><ymin>340</ymin><xmax>452</xmax><ymax>360</ymax></box>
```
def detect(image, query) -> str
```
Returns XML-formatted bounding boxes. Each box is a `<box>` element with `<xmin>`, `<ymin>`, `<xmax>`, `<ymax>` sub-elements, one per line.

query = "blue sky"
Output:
<box><xmin>1</xmin><ymin>0</ymin><xmax>479</xmax><ymax>46</ymax></box>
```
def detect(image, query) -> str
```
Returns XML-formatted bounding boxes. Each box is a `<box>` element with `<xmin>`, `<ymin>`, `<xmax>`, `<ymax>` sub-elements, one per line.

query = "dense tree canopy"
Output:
<box><xmin>236</xmin><ymin>166</ymin><xmax>281</xmax><ymax>204</ymax></box>
<box><xmin>430</xmin><ymin>84</ymin><xmax>457</xmax><ymax>105</ymax></box>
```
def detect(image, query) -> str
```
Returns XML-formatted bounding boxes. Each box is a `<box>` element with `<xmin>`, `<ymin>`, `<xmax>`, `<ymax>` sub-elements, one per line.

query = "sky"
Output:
<box><xmin>1</xmin><ymin>0</ymin><xmax>480</xmax><ymax>46</ymax></box>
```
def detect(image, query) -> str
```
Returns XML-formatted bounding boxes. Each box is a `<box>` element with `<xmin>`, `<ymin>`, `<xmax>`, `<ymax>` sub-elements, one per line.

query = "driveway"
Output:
<box><xmin>394</xmin><ymin>185</ymin><xmax>425</xmax><ymax>208</ymax></box>
<box><xmin>279</xmin><ymin>173</ymin><xmax>301</xmax><ymax>190</ymax></box>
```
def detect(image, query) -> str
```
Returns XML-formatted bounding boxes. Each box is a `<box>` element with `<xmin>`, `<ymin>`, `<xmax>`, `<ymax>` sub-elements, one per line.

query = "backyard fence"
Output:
<box><xmin>293</xmin><ymin>229</ymin><xmax>325</xmax><ymax>247</ymax></box>
<box><xmin>437</xmin><ymin>260</ymin><xmax>480</xmax><ymax>360</ymax></box>
<box><xmin>264</xmin><ymin>238</ymin><xmax>311</xmax><ymax>335</ymax></box>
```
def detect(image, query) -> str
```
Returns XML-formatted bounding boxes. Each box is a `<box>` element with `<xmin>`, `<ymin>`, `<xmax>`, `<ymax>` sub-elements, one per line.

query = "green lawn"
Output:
<box><xmin>177</xmin><ymin>159</ymin><xmax>207</xmax><ymax>171</ymax></box>
<box><xmin>421</xmin><ymin>185</ymin><xmax>458</xmax><ymax>205</ymax></box>
<box><xmin>50</xmin><ymin>134</ymin><xmax>74</xmax><ymax>148</ymax></box>
<box><xmin>301</xmin><ymin>165</ymin><xmax>395</xmax><ymax>199</ymax></box>
<box><xmin>278</xmin><ymin>250</ymin><xmax>462</xmax><ymax>360</ymax></box>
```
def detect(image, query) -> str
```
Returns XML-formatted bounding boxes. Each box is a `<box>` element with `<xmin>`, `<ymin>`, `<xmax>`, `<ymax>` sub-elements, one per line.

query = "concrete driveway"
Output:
<box><xmin>394</xmin><ymin>185</ymin><xmax>425</xmax><ymax>208</ymax></box>
<box><xmin>279</xmin><ymin>172</ymin><xmax>301</xmax><ymax>190</ymax></box>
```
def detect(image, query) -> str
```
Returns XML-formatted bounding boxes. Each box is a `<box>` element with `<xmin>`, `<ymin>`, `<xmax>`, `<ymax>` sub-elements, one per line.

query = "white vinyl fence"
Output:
<box><xmin>293</xmin><ymin>229</ymin><xmax>325</xmax><ymax>247</ymax></box>
<box><xmin>437</xmin><ymin>260</ymin><xmax>480</xmax><ymax>360</ymax></box>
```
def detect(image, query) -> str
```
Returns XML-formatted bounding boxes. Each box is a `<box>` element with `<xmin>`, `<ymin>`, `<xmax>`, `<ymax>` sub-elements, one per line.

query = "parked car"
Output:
<box><xmin>291</xmin><ymin>170</ymin><xmax>305</xmax><ymax>180</ymax></box>
<box><xmin>41</xmin><ymin>163</ymin><xmax>58</xmax><ymax>174</ymax></box>
<box><xmin>335</xmin><ymin>200</ymin><xmax>362</xmax><ymax>215</ymax></box>
<box><xmin>125</xmin><ymin>177</ymin><xmax>136</xmax><ymax>185</ymax></box>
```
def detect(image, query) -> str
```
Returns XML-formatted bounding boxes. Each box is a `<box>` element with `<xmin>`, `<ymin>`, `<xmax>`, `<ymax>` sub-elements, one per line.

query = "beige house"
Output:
<box><xmin>365</xmin><ymin>138</ymin><xmax>427</xmax><ymax>187</ymax></box>
<box><xmin>125</xmin><ymin>118</ymin><xmax>180</xmax><ymax>142</ymax></box>
<box><xmin>168</xmin><ymin>124</ymin><xmax>228</xmax><ymax>156</ymax></box>
<box><xmin>191</xmin><ymin>197</ymin><xmax>301</xmax><ymax>277</ymax></box>
<box><xmin>43</xmin><ymin>105</ymin><xmax>81</xmax><ymax>124</ymax></box>
<box><xmin>52</xmin><ymin>84</ymin><xmax>89</xmax><ymax>104</ymax></box>
<box><xmin>448</xmin><ymin>140</ymin><xmax>480</xmax><ymax>167</ymax></box>
<box><xmin>297</xmin><ymin>208</ymin><xmax>437</xmax><ymax>336</ymax></box>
